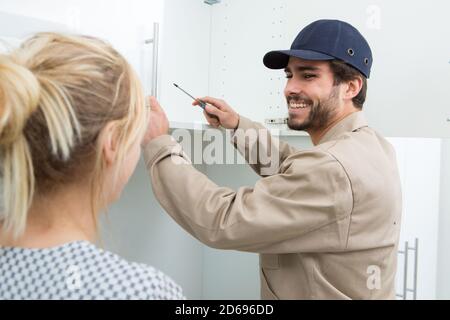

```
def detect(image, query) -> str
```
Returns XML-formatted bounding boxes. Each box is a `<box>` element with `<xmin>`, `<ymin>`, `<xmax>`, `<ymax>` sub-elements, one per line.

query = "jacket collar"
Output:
<box><xmin>318</xmin><ymin>111</ymin><xmax>368</xmax><ymax>145</ymax></box>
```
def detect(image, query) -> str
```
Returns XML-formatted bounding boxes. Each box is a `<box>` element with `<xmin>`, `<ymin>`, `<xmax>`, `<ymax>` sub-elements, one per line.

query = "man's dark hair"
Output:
<box><xmin>329</xmin><ymin>60</ymin><xmax>367</xmax><ymax>109</ymax></box>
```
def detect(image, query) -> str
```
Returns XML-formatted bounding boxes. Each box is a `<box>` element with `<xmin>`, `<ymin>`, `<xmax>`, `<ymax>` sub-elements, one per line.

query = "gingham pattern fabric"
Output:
<box><xmin>0</xmin><ymin>240</ymin><xmax>184</xmax><ymax>300</ymax></box>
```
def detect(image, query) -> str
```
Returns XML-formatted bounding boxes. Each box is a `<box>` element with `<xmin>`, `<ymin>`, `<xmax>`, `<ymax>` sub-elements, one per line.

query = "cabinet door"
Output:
<box><xmin>389</xmin><ymin>137</ymin><xmax>441</xmax><ymax>299</ymax></box>
<box><xmin>158</xmin><ymin>0</ymin><xmax>212</xmax><ymax>125</ymax></box>
<box><xmin>0</xmin><ymin>0</ymin><xmax>164</xmax><ymax>97</ymax></box>
<box><xmin>209</xmin><ymin>0</ymin><xmax>289</xmax><ymax>125</ymax></box>
<box><xmin>0</xmin><ymin>35</ymin><xmax>21</xmax><ymax>53</ymax></box>
<box><xmin>0</xmin><ymin>11</ymin><xmax>67</xmax><ymax>41</ymax></box>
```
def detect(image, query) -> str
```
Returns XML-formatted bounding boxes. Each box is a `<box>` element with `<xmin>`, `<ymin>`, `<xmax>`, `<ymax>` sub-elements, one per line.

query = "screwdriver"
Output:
<box><xmin>173</xmin><ymin>83</ymin><xmax>219</xmax><ymax>120</ymax></box>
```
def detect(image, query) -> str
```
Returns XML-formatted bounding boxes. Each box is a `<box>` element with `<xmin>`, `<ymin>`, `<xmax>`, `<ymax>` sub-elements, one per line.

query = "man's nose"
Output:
<box><xmin>284</xmin><ymin>79</ymin><xmax>303</xmax><ymax>96</ymax></box>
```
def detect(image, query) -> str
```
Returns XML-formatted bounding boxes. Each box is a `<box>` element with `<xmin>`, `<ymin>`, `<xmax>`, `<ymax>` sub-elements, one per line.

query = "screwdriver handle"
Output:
<box><xmin>198</xmin><ymin>100</ymin><xmax>220</xmax><ymax>121</ymax></box>
<box><xmin>197</xmin><ymin>100</ymin><xmax>207</xmax><ymax>110</ymax></box>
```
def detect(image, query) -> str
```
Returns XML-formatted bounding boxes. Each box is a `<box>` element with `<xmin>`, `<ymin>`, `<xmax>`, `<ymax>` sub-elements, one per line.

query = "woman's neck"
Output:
<box><xmin>0</xmin><ymin>184</ymin><xmax>98</xmax><ymax>248</ymax></box>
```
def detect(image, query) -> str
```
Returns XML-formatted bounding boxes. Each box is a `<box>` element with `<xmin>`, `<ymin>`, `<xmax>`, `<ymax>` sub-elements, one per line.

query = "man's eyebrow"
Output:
<box><xmin>284</xmin><ymin>66</ymin><xmax>321</xmax><ymax>72</ymax></box>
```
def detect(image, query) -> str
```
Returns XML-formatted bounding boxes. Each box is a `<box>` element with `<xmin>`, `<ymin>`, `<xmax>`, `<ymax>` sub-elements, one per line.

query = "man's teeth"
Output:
<box><xmin>289</xmin><ymin>102</ymin><xmax>309</xmax><ymax>109</ymax></box>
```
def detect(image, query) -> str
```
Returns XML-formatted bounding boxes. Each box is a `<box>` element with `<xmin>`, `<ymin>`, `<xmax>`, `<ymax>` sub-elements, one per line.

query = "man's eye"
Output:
<box><xmin>285</xmin><ymin>73</ymin><xmax>293</xmax><ymax>79</ymax></box>
<box><xmin>304</xmin><ymin>74</ymin><xmax>316</xmax><ymax>79</ymax></box>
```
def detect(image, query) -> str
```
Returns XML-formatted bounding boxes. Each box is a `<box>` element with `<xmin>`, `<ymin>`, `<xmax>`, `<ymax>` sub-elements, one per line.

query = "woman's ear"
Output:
<box><xmin>99</xmin><ymin>121</ymin><xmax>120</xmax><ymax>167</ymax></box>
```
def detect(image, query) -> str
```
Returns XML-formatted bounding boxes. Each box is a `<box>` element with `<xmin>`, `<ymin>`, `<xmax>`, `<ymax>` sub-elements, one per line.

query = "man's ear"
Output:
<box><xmin>99</xmin><ymin>121</ymin><xmax>120</xmax><ymax>167</ymax></box>
<box><xmin>344</xmin><ymin>77</ymin><xmax>363</xmax><ymax>101</ymax></box>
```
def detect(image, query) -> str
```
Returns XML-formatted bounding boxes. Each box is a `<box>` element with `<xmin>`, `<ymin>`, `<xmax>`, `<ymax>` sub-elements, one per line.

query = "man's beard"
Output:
<box><xmin>287</xmin><ymin>86</ymin><xmax>340</xmax><ymax>131</ymax></box>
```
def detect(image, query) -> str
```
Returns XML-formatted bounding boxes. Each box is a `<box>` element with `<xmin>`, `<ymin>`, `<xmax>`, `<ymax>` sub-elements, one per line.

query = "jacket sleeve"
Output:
<box><xmin>231</xmin><ymin>116</ymin><xmax>299</xmax><ymax>177</ymax></box>
<box><xmin>143</xmin><ymin>134</ymin><xmax>353</xmax><ymax>254</ymax></box>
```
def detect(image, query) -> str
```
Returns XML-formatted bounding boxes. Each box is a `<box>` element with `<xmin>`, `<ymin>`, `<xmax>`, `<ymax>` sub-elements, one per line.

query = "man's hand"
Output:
<box><xmin>193</xmin><ymin>97</ymin><xmax>240</xmax><ymax>129</ymax></box>
<box><xmin>142</xmin><ymin>96</ymin><xmax>169</xmax><ymax>147</ymax></box>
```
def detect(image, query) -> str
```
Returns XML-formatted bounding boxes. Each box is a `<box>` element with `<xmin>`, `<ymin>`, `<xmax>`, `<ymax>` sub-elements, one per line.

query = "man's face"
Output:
<box><xmin>284</xmin><ymin>57</ymin><xmax>341</xmax><ymax>131</ymax></box>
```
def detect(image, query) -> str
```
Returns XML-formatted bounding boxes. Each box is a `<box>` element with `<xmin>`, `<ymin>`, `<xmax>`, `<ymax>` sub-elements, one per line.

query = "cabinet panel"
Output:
<box><xmin>158</xmin><ymin>0</ymin><xmax>212</xmax><ymax>124</ymax></box>
<box><xmin>209</xmin><ymin>0</ymin><xmax>289</xmax><ymax>125</ymax></box>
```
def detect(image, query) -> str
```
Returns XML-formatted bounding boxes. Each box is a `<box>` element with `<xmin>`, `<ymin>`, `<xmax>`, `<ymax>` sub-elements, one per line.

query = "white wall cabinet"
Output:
<box><xmin>4</xmin><ymin>0</ymin><xmax>448</xmax><ymax>137</ymax></box>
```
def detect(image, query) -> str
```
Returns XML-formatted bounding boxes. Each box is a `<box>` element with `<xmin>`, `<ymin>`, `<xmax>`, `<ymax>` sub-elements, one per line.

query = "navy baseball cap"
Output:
<box><xmin>263</xmin><ymin>19</ymin><xmax>373</xmax><ymax>78</ymax></box>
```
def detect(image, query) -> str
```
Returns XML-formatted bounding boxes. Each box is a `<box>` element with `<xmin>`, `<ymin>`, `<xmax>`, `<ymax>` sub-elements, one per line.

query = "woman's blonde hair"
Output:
<box><xmin>0</xmin><ymin>33</ymin><xmax>148</xmax><ymax>239</ymax></box>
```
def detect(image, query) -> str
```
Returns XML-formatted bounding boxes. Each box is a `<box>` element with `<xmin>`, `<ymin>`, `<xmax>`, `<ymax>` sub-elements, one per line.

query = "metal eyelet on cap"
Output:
<box><xmin>364</xmin><ymin>58</ymin><xmax>370</xmax><ymax>65</ymax></box>
<box><xmin>347</xmin><ymin>48</ymin><xmax>355</xmax><ymax>56</ymax></box>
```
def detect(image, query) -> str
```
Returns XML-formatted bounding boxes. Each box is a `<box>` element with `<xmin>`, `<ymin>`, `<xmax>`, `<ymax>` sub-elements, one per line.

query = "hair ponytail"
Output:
<box><xmin>0</xmin><ymin>55</ymin><xmax>40</xmax><ymax>238</ymax></box>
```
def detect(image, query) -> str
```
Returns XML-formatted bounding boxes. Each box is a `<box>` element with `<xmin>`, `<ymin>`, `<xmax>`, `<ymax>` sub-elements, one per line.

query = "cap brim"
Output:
<box><xmin>263</xmin><ymin>49</ymin><xmax>335</xmax><ymax>69</ymax></box>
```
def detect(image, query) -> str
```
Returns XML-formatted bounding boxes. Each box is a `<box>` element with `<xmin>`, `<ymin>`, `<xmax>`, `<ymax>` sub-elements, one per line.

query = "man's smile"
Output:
<box><xmin>288</xmin><ymin>100</ymin><xmax>310</xmax><ymax>109</ymax></box>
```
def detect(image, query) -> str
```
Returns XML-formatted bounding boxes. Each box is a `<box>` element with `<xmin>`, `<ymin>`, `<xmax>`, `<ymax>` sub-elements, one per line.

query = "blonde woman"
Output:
<box><xmin>0</xmin><ymin>33</ymin><xmax>184</xmax><ymax>299</ymax></box>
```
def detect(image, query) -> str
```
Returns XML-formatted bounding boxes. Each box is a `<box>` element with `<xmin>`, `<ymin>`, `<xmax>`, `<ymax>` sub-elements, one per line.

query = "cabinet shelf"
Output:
<box><xmin>169</xmin><ymin>121</ymin><xmax>309</xmax><ymax>137</ymax></box>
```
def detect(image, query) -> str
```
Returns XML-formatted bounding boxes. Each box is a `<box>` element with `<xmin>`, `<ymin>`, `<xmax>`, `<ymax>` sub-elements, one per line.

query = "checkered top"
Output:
<box><xmin>0</xmin><ymin>240</ymin><xmax>184</xmax><ymax>300</ymax></box>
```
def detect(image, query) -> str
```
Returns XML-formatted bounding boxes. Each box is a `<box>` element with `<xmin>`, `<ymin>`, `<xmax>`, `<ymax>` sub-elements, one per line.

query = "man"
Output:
<box><xmin>143</xmin><ymin>19</ymin><xmax>402</xmax><ymax>299</ymax></box>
